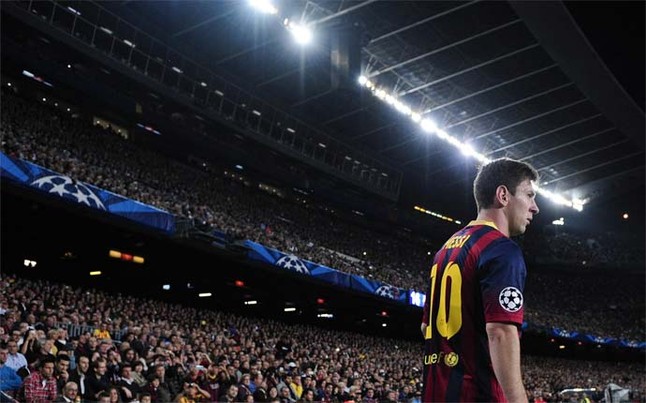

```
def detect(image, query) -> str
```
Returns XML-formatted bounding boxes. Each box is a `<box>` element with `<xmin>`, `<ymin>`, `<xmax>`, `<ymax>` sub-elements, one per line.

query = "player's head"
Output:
<box><xmin>473</xmin><ymin>158</ymin><xmax>539</xmax><ymax>235</ymax></box>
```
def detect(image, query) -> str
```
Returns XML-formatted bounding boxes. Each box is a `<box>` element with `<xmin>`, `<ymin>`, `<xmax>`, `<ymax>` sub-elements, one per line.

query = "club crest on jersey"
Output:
<box><xmin>498</xmin><ymin>287</ymin><xmax>523</xmax><ymax>312</ymax></box>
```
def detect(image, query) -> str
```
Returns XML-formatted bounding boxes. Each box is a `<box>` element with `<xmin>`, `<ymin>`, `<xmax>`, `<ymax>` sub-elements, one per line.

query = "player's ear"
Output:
<box><xmin>494</xmin><ymin>185</ymin><xmax>509</xmax><ymax>207</ymax></box>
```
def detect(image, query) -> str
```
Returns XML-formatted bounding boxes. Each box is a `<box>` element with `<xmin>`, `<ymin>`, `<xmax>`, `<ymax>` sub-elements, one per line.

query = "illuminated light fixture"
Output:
<box><xmin>552</xmin><ymin>217</ymin><xmax>565</xmax><ymax>226</ymax></box>
<box><xmin>171</xmin><ymin>66</ymin><xmax>182</xmax><ymax>74</ymax></box>
<box><xmin>558</xmin><ymin>345</ymin><xmax>565</xmax><ymax>350</ymax></box>
<box><xmin>283</xmin><ymin>19</ymin><xmax>312</xmax><ymax>45</ymax></box>
<box><xmin>358</xmin><ymin>78</ymin><xmax>583</xmax><ymax>211</ymax></box>
<box><xmin>42</xmin><ymin>98</ymin><xmax>47</xmax><ymax>102</ymax></box>
<box><xmin>382</xmin><ymin>323</ymin><xmax>387</xmax><ymax>327</ymax></box>
<box><xmin>284</xmin><ymin>307</ymin><xmax>296</xmax><ymax>312</ymax></box>
<box><xmin>7</xmin><ymin>82</ymin><xmax>11</xmax><ymax>87</ymax></box>
<box><xmin>67</xmin><ymin>6</ymin><xmax>81</xmax><ymax>15</ymax></box>
<box><xmin>381</xmin><ymin>172</ymin><xmax>388</xmax><ymax>177</ymax></box>
<box><xmin>89</xmin><ymin>271</ymin><xmax>102</xmax><ymax>276</ymax></box>
<box><xmin>67</xmin><ymin>64</ymin><xmax>72</xmax><ymax>69</ymax></box>
<box><xmin>235</xmin><ymin>164</ymin><xmax>244</xmax><ymax>170</ymax></box>
<box><xmin>66</xmin><ymin>108</ymin><xmax>71</xmax><ymax>112</ymax></box>
<box><xmin>109</xmin><ymin>249</ymin><xmax>144</xmax><ymax>264</ymax></box>
<box><xmin>244</xmin><ymin>300</ymin><xmax>258</xmax><ymax>305</ymax></box>
<box><xmin>22</xmin><ymin>70</ymin><xmax>34</xmax><ymax>78</ymax></box>
<box><xmin>318</xmin><ymin>143</ymin><xmax>326</xmax><ymax>148</ymax></box>
<box><xmin>123</xmin><ymin>39</ymin><xmax>135</xmax><ymax>48</ymax></box>
<box><xmin>162</xmin><ymin>284</ymin><xmax>171</xmax><ymax>290</ymax></box>
<box><xmin>317</xmin><ymin>313</ymin><xmax>333</xmax><ymax>318</ymax></box>
<box><xmin>249</xmin><ymin>0</ymin><xmax>278</xmax><ymax>14</ymax></box>
<box><xmin>420</xmin><ymin>119</ymin><xmax>438</xmax><ymax>133</ymax></box>
<box><xmin>200</xmin><ymin>82</ymin><xmax>207</xmax><ymax>87</ymax></box>
<box><xmin>235</xmin><ymin>280</ymin><xmax>245</xmax><ymax>287</ymax></box>
<box><xmin>381</xmin><ymin>311</ymin><xmax>388</xmax><ymax>317</ymax></box>
<box><xmin>286</xmin><ymin>127</ymin><xmax>296</xmax><ymax>133</ymax></box>
<box><xmin>214</xmin><ymin>90</ymin><xmax>224</xmax><ymax>96</ymax></box>
<box><xmin>198</xmin><ymin>293</ymin><xmax>212</xmax><ymax>297</ymax></box>
<box><xmin>23</xmin><ymin>259</ymin><xmax>37</xmax><ymax>268</ymax></box>
<box><xmin>252</xmin><ymin>110</ymin><xmax>261</xmax><ymax>116</ymax></box>
<box><xmin>136</xmin><ymin>123</ymin><xmax>161</xmax><ymax>135</ymax></box>
<box><xmin>316</xmin><ymin>298</ymin><xmax>325</xmax><ymax>305</ymax></box>
<box><xmin>99</xmin><ymin>26</ymin><xmax>113</xmax><ymax>35</ymax></box>
<box><xmin>622</xmin><ymin>213</ymin><xmax>629</xmax><ymax>220</ymax></box>
<box><xmin>413</xmin><ymin>205</ymin><xmax>461</xmax><ymax>225</ymax></box>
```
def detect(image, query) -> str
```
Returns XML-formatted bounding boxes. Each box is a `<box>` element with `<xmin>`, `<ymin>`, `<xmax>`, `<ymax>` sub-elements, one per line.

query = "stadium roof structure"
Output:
<box><xmin>4</xmin><ymin>0</ymin><xmax>644</xmax><ymax>221</ymax></box>
<box><xmin>104</xmin><ymin>0</ymin><xmax>644</xmax><ymax>214</ymax></box>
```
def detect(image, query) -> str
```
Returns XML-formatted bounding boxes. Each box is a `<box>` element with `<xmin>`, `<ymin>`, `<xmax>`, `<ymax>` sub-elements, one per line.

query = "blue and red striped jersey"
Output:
<box><xmin>421</xmin><ymin>220</ymin><xmax>526</xmax><ymax>402</ymax></box>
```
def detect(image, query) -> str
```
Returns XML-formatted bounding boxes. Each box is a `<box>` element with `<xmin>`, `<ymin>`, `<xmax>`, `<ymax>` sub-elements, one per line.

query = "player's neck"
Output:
<box><xmin>475</xmin><ymin>209</ymin><xmax>510</xmax><ymax>237</ymax></box>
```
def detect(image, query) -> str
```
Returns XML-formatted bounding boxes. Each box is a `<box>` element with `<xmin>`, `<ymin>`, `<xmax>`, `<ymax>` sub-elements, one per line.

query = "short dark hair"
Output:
<box><xmin>41</xmin><ymin>355</ymin><xmax>56</xmax><ymax>367</ymax></box>
<box><xmin>473</xmin><ymin>158</ymin><xmax>538</xmax><ymax>211</ymax></box>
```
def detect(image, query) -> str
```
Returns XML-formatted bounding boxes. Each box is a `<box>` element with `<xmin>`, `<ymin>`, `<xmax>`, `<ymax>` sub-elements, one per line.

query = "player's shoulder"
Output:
<box><xmin>480</xmin><ymin>234</ymin><xmax>522</xmax><ymax>260</ymax></box>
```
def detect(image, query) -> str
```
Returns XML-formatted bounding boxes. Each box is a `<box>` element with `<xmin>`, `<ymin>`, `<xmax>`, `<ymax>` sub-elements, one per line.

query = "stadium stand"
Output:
<box><xmin>1</xmin><ymin>89</ymin><xmax>644</xmax><ymax>346</ymax></box>
<box><xmin>0</xmin><ymin>274</ymin><xmax>644</xmax><ymax>402</ymax></box>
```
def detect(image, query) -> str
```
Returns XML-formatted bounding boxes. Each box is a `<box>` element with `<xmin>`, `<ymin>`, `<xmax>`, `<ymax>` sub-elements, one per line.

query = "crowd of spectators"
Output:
<box><xmin>0</xmin><ymin>89</ymin><xmax>431</xmax><ymax>292</ymax></box>
<box><xmin>1</xmin><ymin>90</ymin><xmax>644</xmax><ymax>344</ymax></box>
<box><xmin>524</xmin><ymin>270</ymin><xmax>645</xmax><ymax>342</ymax></box>
<box><xmin>1</xmin><ymin>274</ymin><xmax>644</xmax><ymax>403</ymax></box>
<box><xmin>524</xmin><ymin>230</ymin><xmax>644</xmax><ymax>269</ymax></box>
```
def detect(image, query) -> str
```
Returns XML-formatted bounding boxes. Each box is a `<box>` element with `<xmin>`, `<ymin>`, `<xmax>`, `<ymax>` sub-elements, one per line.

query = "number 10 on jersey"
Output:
<box><xmin>425</xmin><ymin>262</ymin><xmax>463</xmax><ymax>340</ymax></box>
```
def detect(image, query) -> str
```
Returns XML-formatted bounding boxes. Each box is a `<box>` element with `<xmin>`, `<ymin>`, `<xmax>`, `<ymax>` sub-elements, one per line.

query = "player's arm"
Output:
<box><xmin>486</xmin><ymin>322</ymin><xmax>527</xmax><ymax>403</ymax></box>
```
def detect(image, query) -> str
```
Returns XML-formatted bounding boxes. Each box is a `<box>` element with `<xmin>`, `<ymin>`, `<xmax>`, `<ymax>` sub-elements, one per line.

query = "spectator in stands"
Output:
<box><xmin>86</xmin><ymin>358</ymin><xmax>110</xmax><ymax>400</ymax></box>
<box><xmin>218</xmin><ymin>384</ymin><xmax>239</xmax><ymax>403</ymax></box>
<box><xmin>24</xmin><ymin>355</ymin><xmax>58</xmax><ymax>403</ymax></box>
<box><xmin>54</xmin><ymin>354</ymin><xmax>72</xmax><ymax>394</ymax></box>
<box><xmin>54</xmin><ymin>381</ymin><xmax>80</xmax><ymax>403</ymax></box>
<box><xmin>116</xmin><ymin>363</ymin><xmax>142</xmax><ymax>402</ymax></box>
<box><xmin>94</xmin><ymin>323</ymin><xmax>112</xmax><ymax>341</ymax></box>
<box><xmin>0</xmin><ymin>343</ymin><xmax>23</xmax><ymax>397</ymax></box>
<box><xmin>69</xmin><ymin>355</ymin><xmax>90</xmax><ymax>400</ymax></box>
<box><xmin>5</xmin><ymin>339</ymin><xmax>28</xmax><ymax>374</ymax></box>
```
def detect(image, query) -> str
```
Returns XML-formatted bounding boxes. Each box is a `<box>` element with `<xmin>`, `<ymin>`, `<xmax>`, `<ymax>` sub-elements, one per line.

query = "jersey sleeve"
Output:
<box><xmin>478</xmin><ymin>238</ymin><xmax>526</xmax><ymax>326</ymax></box>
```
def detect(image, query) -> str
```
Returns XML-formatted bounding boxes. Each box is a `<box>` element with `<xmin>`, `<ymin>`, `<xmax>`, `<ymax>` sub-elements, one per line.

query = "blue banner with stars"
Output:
<box><xmin>244</xmin><ymin>240</ymin><xmax>408</xmax><ymax>303</ymax></box>
<box><xmin>1</xmin><ymin>152</ymin><xmax>175</xmax><ymax>234</ymax></box>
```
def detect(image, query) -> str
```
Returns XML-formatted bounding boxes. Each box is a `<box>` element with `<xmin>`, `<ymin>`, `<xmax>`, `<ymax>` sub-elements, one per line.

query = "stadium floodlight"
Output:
<box><xmin>162</xmin><ymin>284</ymin><xmax>171</xmax><ymax>290</ymax></box>
<box><xmin>249</xmin><ymin>0</ymin><xmax>278</xmax><ymax>15</ymax></box>
<box><xmin>284</xmin><ymin>307</ymin><xmax>296</xmax><ymax>312</ymax></box>
<box><xmin>420</xmin><ymin>119</ymin><xmax>438</xmax><ymax>133</ymax></box>
<box><xmin>245</xmin><ymin>300</ymin><xmax>258</xmax><ymax>305</ymax></box>
<box><xmin>358</xmin><ymin>76</ymin><xmax>584</xmax><ymax>211</ymax></box>
<box><xmin>552</xmin><ymin>218</ymin><xmax>565</xmax><ymax>226</ymax></box>
<box><xmin>89</xmin><ymin>271</ymin><xmax>101</xmax><ymax>276</ymax></box>
<box><xmin>284</xmin><ymin>19</ymin><xmax>312</xmax><ymax>45</ymax></box>
<box><xmin>198</xmin><ymin>292</ymin><xmax>212</xmax><ymax>297</ymax></box>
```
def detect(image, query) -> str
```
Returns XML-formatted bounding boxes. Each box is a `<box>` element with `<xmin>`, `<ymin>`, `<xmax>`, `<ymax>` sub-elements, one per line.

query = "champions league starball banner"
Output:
<box><xmin>550</xmin><ymin>327</ymin><xmax>645</xmax><ymax>349</ymax></box>
<box><xmin>1</xmin><ymin>152</ymin><xmax>175</xmax><ymax>234</ymax></box>
<box><xmin>244</xmin><ymin>240</ymin><xmax>408</xmax><ymax>303</ymax></box>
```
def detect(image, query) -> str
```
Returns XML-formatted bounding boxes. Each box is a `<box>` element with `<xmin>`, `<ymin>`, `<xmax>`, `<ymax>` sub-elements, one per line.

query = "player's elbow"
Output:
<box><xmin>486</xmin><ymin>322</ymin><xmax>518</xmax><ymax>342</ymax></box>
